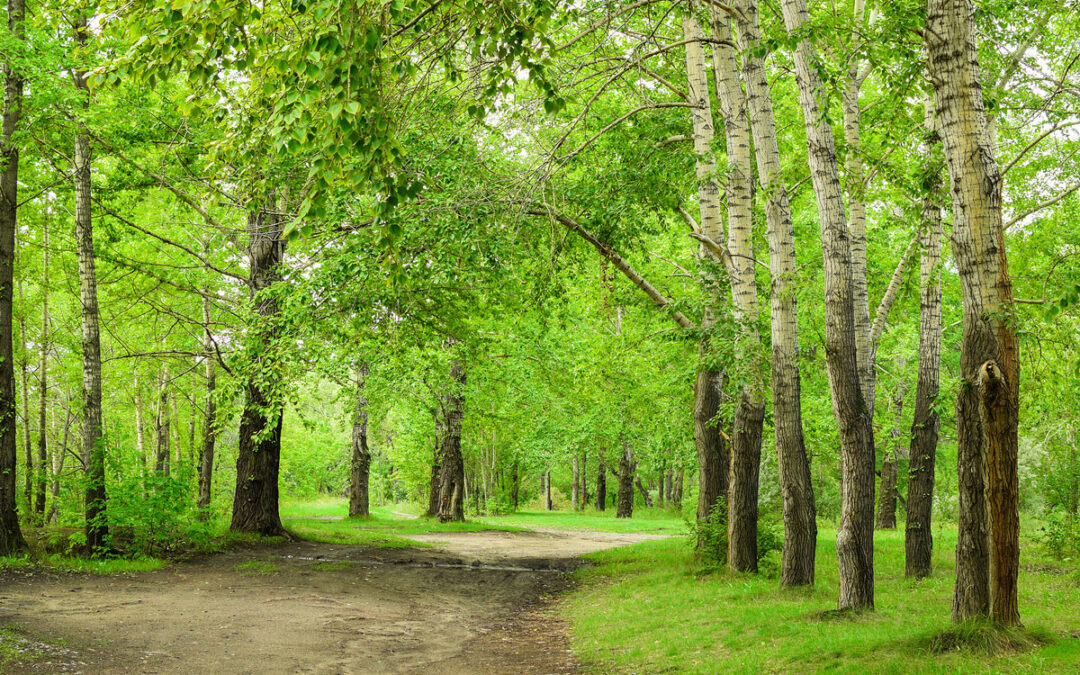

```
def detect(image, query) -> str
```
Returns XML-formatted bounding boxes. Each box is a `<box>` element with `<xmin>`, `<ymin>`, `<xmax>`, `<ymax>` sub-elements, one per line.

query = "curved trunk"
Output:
<box><xmin>733</xmin><ymin>0</ymin><xmax>816</xmax><ymax>587</ymax></box>
<box><xmin>781</xmin><ymin>0</ymin><xmax>876</xmax><ymax>610</ymax></box>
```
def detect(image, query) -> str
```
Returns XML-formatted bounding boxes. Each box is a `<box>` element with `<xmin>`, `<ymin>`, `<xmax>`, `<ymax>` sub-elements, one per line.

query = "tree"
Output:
<box><xmin>73</xmin><ymin>14</ymin><xmax>109</xmax><ymax>554</ymax></box>
<box><xmin>231</xmin><ymin>205</ymin><xmax>288</xmax><ymax>536</ymax></box>
<box><xmin>926</xmin><ymin>0</ymin><xmax>1020</xmax><ymax>626</ymax></box>
<box><xmin>0</xmin><ymin>0</ymin><xmax>27</xmax><ymax>554</ymax></box>
<box><xmin>436</xmin><ymin>358</ymin><xmax>466</xmax><ymax>523</ymax></box>
<box><xmin>906</xmin><ymin>106</ymin><xmax>944</xmax><ymax>578</ymax></box>
<box><xmin>349</xmin><ymin>364</ymin><xmax>372</xmax><ymax>518</ymax></box>
<box><xmin>781</xmin><ymin>0</ymin><xmax>877</xmax><ymax>610</ymax></box>
<box><xmin>733</xmin><ymin>0</ymin><xmax>816</xmax><ymax>587</ymax></box>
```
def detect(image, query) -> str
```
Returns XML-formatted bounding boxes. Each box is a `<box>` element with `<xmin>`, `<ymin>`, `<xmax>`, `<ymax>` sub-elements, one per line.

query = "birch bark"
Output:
<box><xmin>732</xmin><ymin>0</ymin><xmax>816</xmax><ymax>587</ymax></box>
<box><xmin>781</xmin><ymin>0</ymin><xmax>876</xmax><ymax>610</ymax></box>
<box><xmin>927</xmin><ymin>0</ymin><xmax>1020</xmax><ymax>626</ymax></box>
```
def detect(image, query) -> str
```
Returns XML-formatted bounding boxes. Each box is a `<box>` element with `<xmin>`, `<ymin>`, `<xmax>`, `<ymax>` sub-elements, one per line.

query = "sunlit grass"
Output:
<box><xmin>42</xmin><ymin>555</ymin><xmax>166</xmax><ymax>575</ymax></box>
<box><xmin>479</xmin><ymin>507</ymin><xmax>687</xmax><ymax>535</ymax></box>
<box><xmin>563</xmin><ymin>523</ymin><xmax>1080</xmax><ymax>673</ymax></box>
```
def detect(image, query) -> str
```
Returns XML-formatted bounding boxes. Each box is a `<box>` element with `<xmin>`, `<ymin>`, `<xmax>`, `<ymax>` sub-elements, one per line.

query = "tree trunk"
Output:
<box><xmin>842</xmin><ymin>0</ymin><xmax>876</xmax><ymax>417</ymax></box>
<box><xmin>733</xmin><ymin>0</ymin><xmax>816</xmax><ymax>587</ymax></box>
<box><xmin>436</xmin><ymin>359</ymin><xmax>465</xmax><ymax>522</ymax></box>
<box><xmin>693</xmin><ymin>367</ymin><xmax>727</xmax><ymax>524</ymax></box>
<box><xmin>197</xmin><ymin>296</ymin><xmax>216</xmax><ymax>511</ymax></box>
<box><xmin>616</xmin><ymin>442</ymin><xmax>635</xmax><ymax>518</ymax></box>
<box><xmin>47</xmin><ymin>411</ymin><xmax>68</xmax><ymax>525</ymax></box>
<box><xmin>657</xmin><ymin>464</ymin><xmax>665</xmax><ymax>508</ymax></box>
<box><xmin>155</xmin><ymin>365</ymin><xmax>171</xmax><ymax>476</ymax></box>
<box><xmin>544</xmin><ymin>471</ymin><xmax>552</xmax><ymax>511</ymax></box>
<box><xmin>876</xmin><ymin>363</ymin><xmax>905</xmax><ymax>530</ymax></box>
<box><xmin>781</xmin><ymin>0</ymin><xmax>876</xmax><ymax>610</ymax></box>
<box><xmin>682</xmin><ymin>15</ymin><xmax>738</xmax><ymax>548</ymax></box>
<box><xmin>704</xmin><ymin>9</ymin><xmax>768</xmax><ymax>573</ymax></box>
<box><xmin>635</xmin><ymin>476</ymin><xmax>653</xmax><ymax>508</ymax></box>
<box><xmin>674</xmin><ymin>467</ymin><xmax>684</xmax><ymax>505</ymax></box>
<box><xmin>571</xmin><ymin>456</ymin><xmax>579</xmax><ymax>511</ymax></box>
<box><xmin>18</xmin><ymin>272</ymin><xmax>31</xmax><ymax>517</ymax></box>
<box><xmin>73</xmin><ymin>15</ymin><xmax>109</xmax><ymax>553</ymax></box>
<box><xmin>928</xmin><ymin>0</ymin><xmax>1020</xmax><ymax>627</ymax></box>
<box><xmin>33</xmin><ymin>215</ymin><xmax>48</xmax><ymax>521</ymax></box>
<box><xmin>580</xmin><ymin>451</ymin><xmax>587</xmax><ymax>507</ymax></box>
<box><xmin>508</xmin><ymin>460</ymin><xmax>518</xmax><ymax>510</ymax></box>
<box><xmin>349</xmin><ymin>364</ymin><xmax>371</xmax><ymax>518</ymax></box>
<box><xmin>427</xmin><ymin>462</ymin><xmax>441</xmax><ymax>516</ymax></box>
<box><xmin>906</xmin><ymin>120</ymin><xmax>943</xmax><ymax>577</ymax></box>
<box><xmin>595</xmin><ymin>461</ymin><xmax>606</xmax><ymax>511</ymax></box>
<box><xmin>0</xmin><ymin>0</ymin><xmax>27</xmax><ymax>554</ymax></box>
<box><xmin>230</xmin><ymin>205</ymin><xmax>287</xmax><ymax>536</ymax></box>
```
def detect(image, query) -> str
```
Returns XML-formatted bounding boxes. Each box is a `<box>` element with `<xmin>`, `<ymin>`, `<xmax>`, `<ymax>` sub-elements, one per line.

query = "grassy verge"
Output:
<box><xmin>562</xmin><ymin>525</ymin><xmax>1080</xmax><ymax>673</ymax></box>
<box><xmin>479</xmin><ymin>508</ymin><xmax>686</xmax><ymax>535</ymax></box>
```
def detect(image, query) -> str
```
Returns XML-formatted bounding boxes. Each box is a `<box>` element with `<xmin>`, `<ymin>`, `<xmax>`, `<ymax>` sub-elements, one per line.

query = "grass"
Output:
<box><xmin>561</xmin><ymin>523</ymin><xmax>1080</xmax><ymax>674</ymax></box>
<box><xmin>280</xmin><ymin>499</ymin><xmax>529</xmax><ymax>542</ymax></box>
<box><xmin>1</xmin><ymin>552</ymin><xmax>165</xmax><ymax>575</ymax></box>
<box><xmin>235</xmin><ymin>559</ymin><xmax>280</xmax><ymax>575</ymax></box>
<box><xmin>479</xmin><ymin>507</ymin><xmax>687</xmax><ymax>535</ymax></box>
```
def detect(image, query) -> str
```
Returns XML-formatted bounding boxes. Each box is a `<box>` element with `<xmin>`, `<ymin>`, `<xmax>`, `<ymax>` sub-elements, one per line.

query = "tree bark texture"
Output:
<box><xmin>927</xmin><ymin>0</ymin><xmax>1020</xmax><ymax>627</ymax></box>
<box><xmin>595</xmin><ymin>461</ymin><xmax>606</xmax><ymax>511</ymax></box>
<box><xmin>73</xmin><ymin>15</ymin><xmax>108</xmax><ymax>553</ymax></box>
<box><xmin>34</xmin><ymin>216</ymin><xmax>48</xmax><ymax>521</ymax></box>
<box><xmin>635</xmin><ymin>476</ymin><xmax>653</xmax><ymax>508</ymax></box>
<box><xmin>571</xmin><ymin>456</ymin><xmax>579</xmax><ymax>510</ymax></box>
<box><xmin>906</xmin><ymin>125</ymin><xmax>943</xmax><ymax>577</ymax></box>
<box><xmin>197</xmin><ymin>297</ymin><xmax>216</xmax><ymax>511</ymax></box>
<box><xmin>733</xmin><ymin>0</ymin><xmax>816</xmax><ymax>587</ymax></box>
<box><xmin>436</xmin><ymin>359</ymin><xmax>466</xmax><ymax>522</ymax></box>
<box><xmin>694</xmin><ymin>366</ymin><xmax>728</xmax><ymax>525</ymax></box>
<box><xmin>155</xmin><ymin>366</ymin><xmax>171</xmax><ymax>476</ymax></box>
<box><xmin>709</xmin><ymin>7</ymin><xmax>767</xmax><ymax>574</ymax></box>
<box><xmin>616</xmin><ymin>442</ymin><xmax>635</xmax><ymax>518</ymax></box>
<box><xmin>230</xmin><ymin>206</ymin><xmax>287</xmax><ymax>536</ymax></box>
<box><xmin>0</xmin><ymin>0</ymin><xmax>26</xmax><ymax>553</ymax></box>
<box><xmin>349</xmin><ymin>364</ymin><xmax>371</xmax><ymax>518</ymax></box>
<box><xmin>782</xmin><ymin>0</ymin><xmax>876</xmax><ymax>610</ymax></box>
<box><xmin>876</xmin><ymin>363</ymin><xmax>905</xmax><ymax>530</ymax></box>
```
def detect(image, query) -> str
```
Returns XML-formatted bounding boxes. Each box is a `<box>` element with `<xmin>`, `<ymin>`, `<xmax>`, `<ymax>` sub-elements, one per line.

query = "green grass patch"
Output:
<box><xmin>310</xmin><ymin>561</ymin><xmax>353</xmax><ymax>571</ymax></box>
<box><xmin>42</xmin><ymin>554</ymin><xmax>166</xmax><ymax>575</ymax></box>
<box><xmin>0</xmin><ymin>554</ymin><xmax>34</xmax><ymax>571</ymax></box>
<box><xmin>564</xmin><ymin>525</ymin><xmax>1080</xmax><ymax>673</ymax></box>
<box><xmin>478</xmin><ymin>508</ymin><xmax>686</xmax><ymax>535</ymax></box>
<box><xmin>918</xmin><ymin>620</ymin><xmax>1055</xmax><ymax>656</ymax></box>
<box><xmin>235</xmin><ymin>559</ymin><xmax>280</xmax><ymax>575</ymax></box>
<box><xmin>285</xmin><ymin>519</ymin><xmax>424</xmax><ymax>548</ymax></box>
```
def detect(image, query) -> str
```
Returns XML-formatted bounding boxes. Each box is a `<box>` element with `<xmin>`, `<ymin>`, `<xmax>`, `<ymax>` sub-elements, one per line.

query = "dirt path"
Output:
<box><xmin>0</xmin><ymin>529</ymin><xmax>663</xmax><ymax>674</ymax></box>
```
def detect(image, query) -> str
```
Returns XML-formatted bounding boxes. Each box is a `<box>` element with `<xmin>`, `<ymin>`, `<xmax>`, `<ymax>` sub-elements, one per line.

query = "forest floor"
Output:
<box><xmin>0</xmin><ymin>527</ymin><xmax>666</xmax><ymax>674</ymax></box>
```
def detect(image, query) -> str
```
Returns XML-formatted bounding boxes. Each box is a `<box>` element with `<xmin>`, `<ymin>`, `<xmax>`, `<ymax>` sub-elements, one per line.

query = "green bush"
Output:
<box><xmin>1040</xmin><ymin>510</ymin><xmax>1080</xmax><ymax>563</ymax></box>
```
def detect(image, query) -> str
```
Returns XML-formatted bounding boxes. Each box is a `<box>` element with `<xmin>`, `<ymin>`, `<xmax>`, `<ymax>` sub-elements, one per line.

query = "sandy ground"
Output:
<box><xmin>0</xmin><ymin>529</ymin><xmax>664</xmax><ymax>674</ymax></box>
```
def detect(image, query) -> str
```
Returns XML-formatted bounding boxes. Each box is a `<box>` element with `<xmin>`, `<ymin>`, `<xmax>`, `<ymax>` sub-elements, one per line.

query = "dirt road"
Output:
<box><xmin>0</xmin><ymin>529</ymin><xmax>664</xmax><ymax>674</ymax></box>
